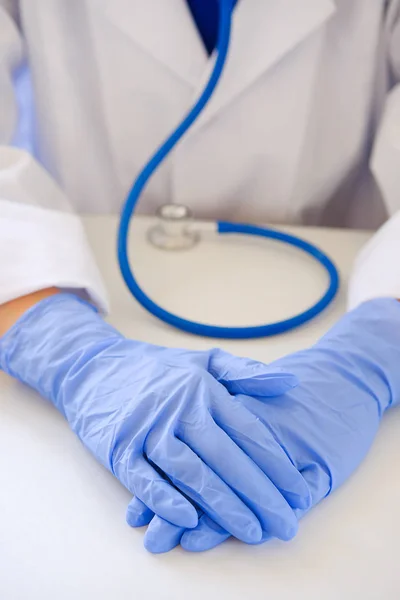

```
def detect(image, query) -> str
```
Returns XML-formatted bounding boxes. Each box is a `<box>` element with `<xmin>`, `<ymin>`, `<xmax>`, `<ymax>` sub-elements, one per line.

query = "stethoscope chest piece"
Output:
<box><xmin>147</xmin><ymin>203</ymin><xmax>200</xmax><ymax>251</ymax></box>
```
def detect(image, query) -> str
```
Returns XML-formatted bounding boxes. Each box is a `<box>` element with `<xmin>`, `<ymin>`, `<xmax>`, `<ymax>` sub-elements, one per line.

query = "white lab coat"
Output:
<box><xmin>1</xmin><ymin>0</ymin><xmax>400</xmax><ymax>311</ymax></box>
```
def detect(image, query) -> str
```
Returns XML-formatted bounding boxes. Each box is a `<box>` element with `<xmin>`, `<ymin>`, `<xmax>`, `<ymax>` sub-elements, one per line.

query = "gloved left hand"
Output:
<box><xmin>0</xmin><ymin>293</ymin><xmax>310</xmax><ymax>546</ymax></box>
<box><xmin>131</xmin><ymin>298</ymin><xmax>400</xmax><ymax>553</ymax></box>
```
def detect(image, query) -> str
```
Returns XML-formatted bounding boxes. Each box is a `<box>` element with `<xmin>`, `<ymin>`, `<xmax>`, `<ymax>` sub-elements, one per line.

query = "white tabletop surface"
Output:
<box><xmin>1</xmin><ymin>216</ymin><xmax>400</xmax><ymax>600</ymax></box>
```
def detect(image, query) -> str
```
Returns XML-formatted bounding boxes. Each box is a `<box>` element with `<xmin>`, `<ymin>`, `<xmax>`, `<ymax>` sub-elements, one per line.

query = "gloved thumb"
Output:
<box><xmin>208</xmin><ymin>348</ymin><xmax>298</xmax><ymax>397</ymax></box>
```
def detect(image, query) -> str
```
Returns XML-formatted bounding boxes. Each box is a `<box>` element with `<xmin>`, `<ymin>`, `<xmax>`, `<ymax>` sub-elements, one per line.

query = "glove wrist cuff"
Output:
<box><xmin>0</xmin><ymin>293</ymin><xmax>121</xmax><ymax>403</ymax></box>
<box><xmin>319</xmin><ymin>298</ymin><xmax>400</xmax><ymax>411</ymax></box>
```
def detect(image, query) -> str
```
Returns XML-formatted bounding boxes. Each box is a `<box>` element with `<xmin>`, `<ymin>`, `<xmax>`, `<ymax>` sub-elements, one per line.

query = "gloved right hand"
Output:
<box><xmin>134</xmin><ymin>297</ymin><xmax>400</xmax><ymax>553</ymax></box>
<box><xmin>0</xmin><ymin>293</ymin><xmax>309</xmax><ymax>545</ymax></box>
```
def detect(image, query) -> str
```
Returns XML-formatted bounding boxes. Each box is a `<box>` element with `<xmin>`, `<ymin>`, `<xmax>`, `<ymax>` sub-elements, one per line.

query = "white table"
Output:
<box><xmin>2</xmin><ymin>216</ymin><xmax>400</xmax><ymax>600</ymax></box>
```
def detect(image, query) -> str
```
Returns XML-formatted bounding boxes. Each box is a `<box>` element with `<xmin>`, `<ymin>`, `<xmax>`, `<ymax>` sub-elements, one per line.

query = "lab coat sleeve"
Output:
<box><xmin>0</xmin><ymin>6</ymin><xmax>109</xmax><ymax>311</ymax></box>
<box><xmin>348</xmin><ymin>1</ymin><xmax>400</xmax><ymax>309</ymax></box>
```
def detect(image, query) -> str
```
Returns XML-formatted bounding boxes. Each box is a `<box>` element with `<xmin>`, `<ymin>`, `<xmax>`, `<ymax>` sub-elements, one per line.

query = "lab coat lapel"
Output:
<box><xmin>101</xmin><ymin>0</ymin><xmax>208</xmax><ymax>87</ymax></box>
<box><xmin>100</xmin><ymin>0</ymin><xmax>336</xmax><ymax>134</ymax></box>
<box><xmin>194</xmin><ymin>0</ymin><xmax>337</xmax><ymax>125</ymax></box>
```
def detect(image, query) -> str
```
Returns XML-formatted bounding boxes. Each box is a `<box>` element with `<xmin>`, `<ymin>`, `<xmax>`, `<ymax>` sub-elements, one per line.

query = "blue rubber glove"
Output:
<box><xmin>0</xmin><ymin>293</ymin><xmax>310</xmax><ymax>545</ymax></box>
<box><xmin>134</xmin><ymin>298</ymin><xmax>400</xmax><ymax>553</ymax></box>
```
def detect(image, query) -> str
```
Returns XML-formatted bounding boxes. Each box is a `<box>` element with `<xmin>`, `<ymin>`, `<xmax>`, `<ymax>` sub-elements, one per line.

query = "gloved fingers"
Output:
<box><xmin>181</xmin><ymin>517</ymin><xmax>273</xmax><ymax>552</ymax></box>
<box><xmin>126</xmin><ymin>496</ymin><xmax>154</xmax><ymax>528</ymax></box>
<box><xmin>143</xmin><ymin>516</ymin><xmax>185</xmax><ymax>554</ymax></box>
<box><xmin>208</xmin><ymin>349</ymin><xmax>298</xmax><ymax>397</ymax></box>
<box><xmin>126</xmin><ymin>456</ymin><xmax>198</xmax><ymax>529</ymax></box>
<box><xmin>211</xmin><ymin>395</ymin><xmax>311</xmax><ymax>510</ymax></box>
<box><xmin>141</xmin><ymin>513</ymin><xmax>271</xmax><ymax>554</ymax></box>
<box><xmin>180</xmin><ymin>414</ymin><xmax>298</xmax><ymax>541</ymax></box>
<box><xmin>136</xmin><ymin>508</ymin><xmax>274</xmax><ymax>554</ymax></box>
<box><xmin>144</xmin><ymin>432</ymin><xmax>262</xmax><ymax>544</ymax></box>
<box><xmin>143</xmin><ymin>514</ymin><xmax>229</xmax><ymax>555</ymax></box>
<box><xmin>180</xmin><ymin>514</ymin><xmax>231</xmax><ymax>552</ymax></box>
<box><xmin>246</xmin><ymin>530</ymin><xmax>273</xmax><ymax>546</ymax></box>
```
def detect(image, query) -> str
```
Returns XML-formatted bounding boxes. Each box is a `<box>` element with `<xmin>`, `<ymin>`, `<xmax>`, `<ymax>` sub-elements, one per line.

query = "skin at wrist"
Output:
<box><xmin>0</xmin><ymin>288</ymin><xmax>60</xmax><ymax>336</ymax></box>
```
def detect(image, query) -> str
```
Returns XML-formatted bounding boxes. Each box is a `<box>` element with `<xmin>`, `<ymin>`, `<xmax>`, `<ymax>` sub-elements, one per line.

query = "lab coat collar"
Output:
<box><xmin>102</xmin><ymin>0</ymin><xmax>336</xmax><ymax>117</ymax></box>
<box><xmin>102</xmin><ymin>0</ymin><xmax>208</xmax><ymax>86</ymax></box>
<box><xmin>197</xmin><ymin>0</ymin><xmax>336</xmax><ymax>124</ymax></box>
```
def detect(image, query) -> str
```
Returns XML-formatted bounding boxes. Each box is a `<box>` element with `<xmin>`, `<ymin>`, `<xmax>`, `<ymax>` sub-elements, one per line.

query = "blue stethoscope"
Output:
<box><xmin>117</xmin><ymin>0</ymin><xmax>339</xmax><ymax>339</ymax></box>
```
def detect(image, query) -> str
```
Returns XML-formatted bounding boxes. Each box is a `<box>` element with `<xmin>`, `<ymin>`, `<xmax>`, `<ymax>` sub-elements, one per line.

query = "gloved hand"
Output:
<box><xmin>0</xmin><ymin>293</ymin><xmax>311</xmax><ymax>545</ymax></box>
<box><xmin>132</xmin><ymin>298</ymin><xmax>400</xmax><ymax>553</ymax></box>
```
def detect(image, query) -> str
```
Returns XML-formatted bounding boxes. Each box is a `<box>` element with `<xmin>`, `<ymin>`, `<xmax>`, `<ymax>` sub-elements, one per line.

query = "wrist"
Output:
<box><xmin>0</xmin><ymin>288</ymin><xmax>60</xmax><ymax>336</ymax></box>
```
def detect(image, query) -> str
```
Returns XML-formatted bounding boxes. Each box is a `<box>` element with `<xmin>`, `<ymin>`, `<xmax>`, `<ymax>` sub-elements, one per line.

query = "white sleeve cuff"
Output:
<box><xmin>348</xmin><ymin>211</ymin><xmax>400</xmax><ymax>310</ymax></box>
<box><xmin>0</xmin><ymin>199</ymin><xmax>109</xmax><ymax>312</ymax></box>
